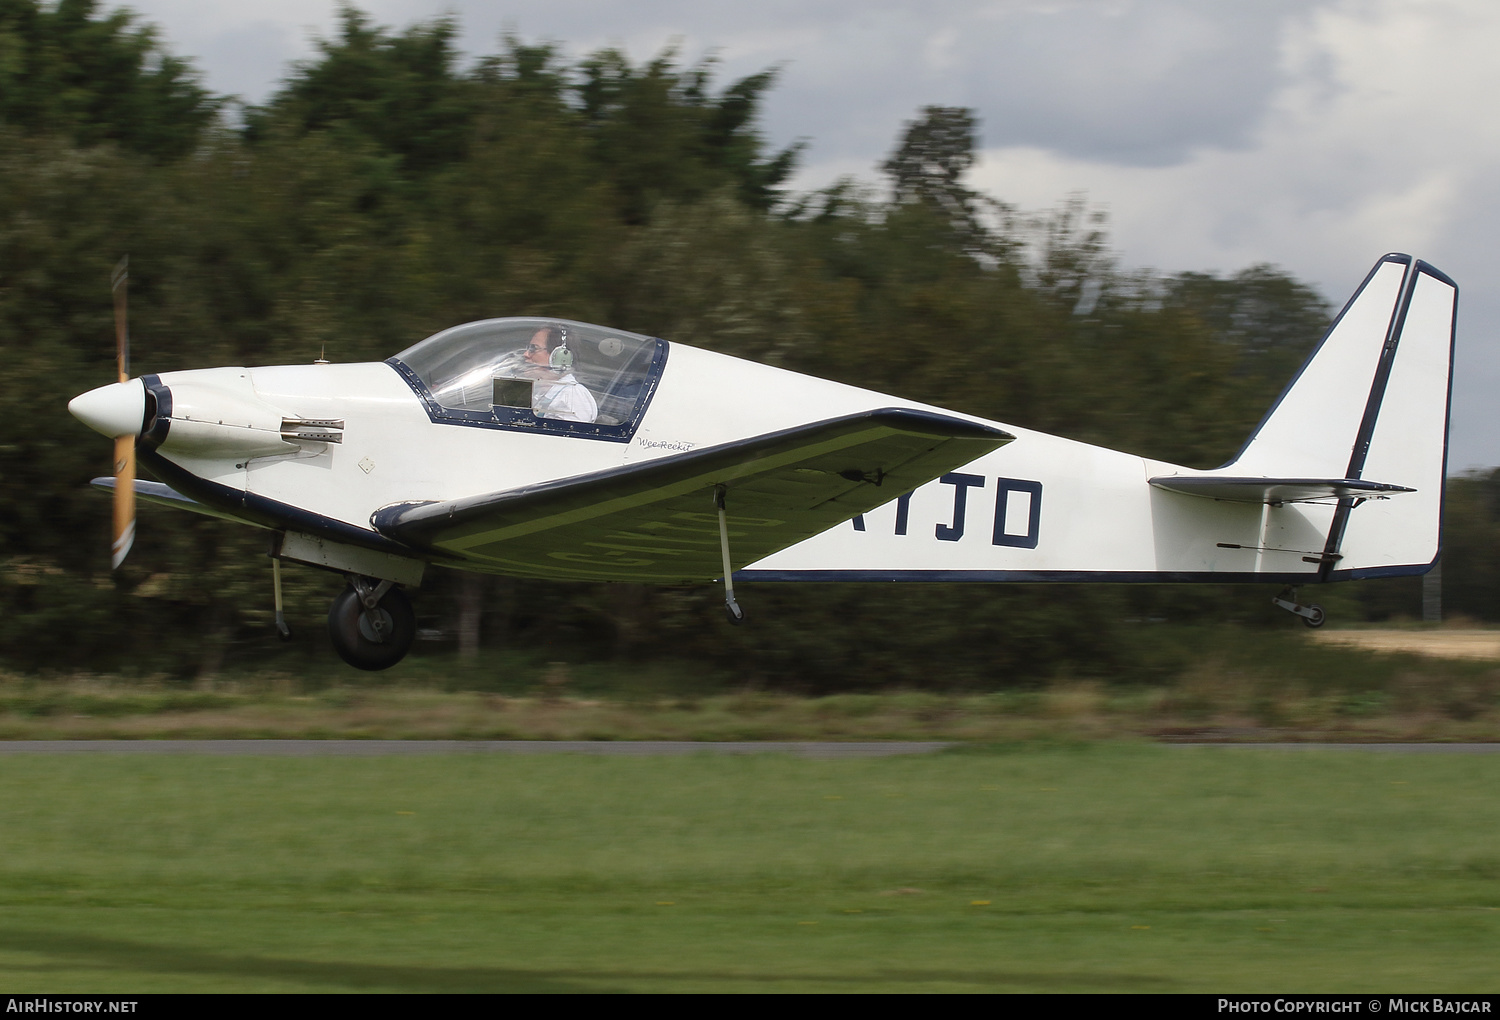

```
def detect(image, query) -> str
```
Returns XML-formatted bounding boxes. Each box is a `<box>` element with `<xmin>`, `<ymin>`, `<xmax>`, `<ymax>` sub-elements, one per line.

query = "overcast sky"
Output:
<box><xmin>122</xmin><ymin>0</ymin><xmax>1500</xmax><ymax>471</ymax></box>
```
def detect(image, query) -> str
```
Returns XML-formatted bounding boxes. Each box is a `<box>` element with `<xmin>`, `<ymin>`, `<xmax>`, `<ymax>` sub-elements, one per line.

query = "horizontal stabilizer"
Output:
<box><xmin>373</xmin><ymin>408</ymin><xmax>1013</xmax><ymax>582</ymax></box>
<box><xmin>91</xmin><ymin>476</ymin><xmax>250</xmax><ymax>524</ymax></box>
<box><xmin>1148</xmin><ymin>475</ymin><xmax>1415</xmax><ymax>504</ymax></box>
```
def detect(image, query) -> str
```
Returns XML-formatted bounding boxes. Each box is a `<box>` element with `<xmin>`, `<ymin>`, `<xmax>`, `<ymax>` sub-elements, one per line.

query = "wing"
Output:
<box><xmin>91</xmin><ymin>476</ymin><xmax>259</xmax><ymax>525</ymax></box>
<box><xmin>373</xmin><ymin>408</ymin><xmax>1014</xmax><ymax>582</ymax></box>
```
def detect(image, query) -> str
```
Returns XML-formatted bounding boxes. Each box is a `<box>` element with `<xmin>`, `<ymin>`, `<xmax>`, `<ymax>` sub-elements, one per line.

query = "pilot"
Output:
<box><xmin>523</xmin><ymin>326</ymin><xmax>598</xmax><ymax>423</ymax></box>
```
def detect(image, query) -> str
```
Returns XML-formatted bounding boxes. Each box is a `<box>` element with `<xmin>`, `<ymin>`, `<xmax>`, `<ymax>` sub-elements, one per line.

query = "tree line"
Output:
<box><xmin>2</xmin><ymin>1</ymin><xmax>1493</xmax><ymax>686</ymax></box>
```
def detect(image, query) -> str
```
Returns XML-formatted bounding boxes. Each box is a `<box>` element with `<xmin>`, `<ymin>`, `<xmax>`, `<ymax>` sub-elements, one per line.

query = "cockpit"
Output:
<box><xmin>388</xmin><ymin>318</ymin><xmax>667</xmax><ymax>440</ymax></box>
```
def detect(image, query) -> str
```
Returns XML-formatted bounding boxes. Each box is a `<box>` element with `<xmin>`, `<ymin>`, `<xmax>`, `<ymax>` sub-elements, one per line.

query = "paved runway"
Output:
<box><xmin>0</xmin><ymin>740</ymin><xmax>1494</xmax><ymax>755</ymax></box>
<box><xmin>1172</xmin><ymin>742</ymin><xmax>1500</xmax><ymax>753</ymax></box>
<box><xmin>0</xmin><ymin>740</ymin><xmax>956</xmax><ymax>758</ymax></box>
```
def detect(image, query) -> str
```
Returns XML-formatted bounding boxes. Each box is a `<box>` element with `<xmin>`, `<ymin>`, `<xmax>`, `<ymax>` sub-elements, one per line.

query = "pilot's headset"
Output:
<box><xmin>548</xmin><ymin>326</ymin><xmax>574</xmax><ymax>372</ymax></box>
<box><xmin>534</xmin><ymin>324</ymin><xmax>567</xmax><ymax>372</ymax></box>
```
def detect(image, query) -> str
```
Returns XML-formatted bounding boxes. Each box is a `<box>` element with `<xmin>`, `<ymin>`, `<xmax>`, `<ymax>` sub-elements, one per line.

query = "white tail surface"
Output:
<box><xmin>1220</xmin><ymin>254</ymin><xmax>1455</xmax><ymax>576</ymax></box>
<box><xmin>741</xmin><ymin>254</ymin><xmax>1455</xmax><ymax>583</ymax></box>
<box><xmin>1231</xmin><ymin>256</ymin><xmax>1410</xmax><ymax>478</ymax></box>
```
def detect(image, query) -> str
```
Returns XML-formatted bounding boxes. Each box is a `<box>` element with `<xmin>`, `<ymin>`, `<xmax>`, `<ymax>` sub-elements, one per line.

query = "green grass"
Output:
<box><xmin>0</xmin><ymin>745</ymin><xmax>1497</xmax><ymax>991</ymax></box>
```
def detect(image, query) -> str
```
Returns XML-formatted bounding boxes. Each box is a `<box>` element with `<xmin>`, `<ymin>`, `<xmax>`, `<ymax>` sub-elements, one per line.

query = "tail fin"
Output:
<box><xmin>737</xmin><ymin>252</ymin><xmax>1454</xmax><ymax>585</ymax></box>
<box><xmin>1229</xmin><ymin>253</ymin><xmax>1457</xmax><ymax>576</ymax></box>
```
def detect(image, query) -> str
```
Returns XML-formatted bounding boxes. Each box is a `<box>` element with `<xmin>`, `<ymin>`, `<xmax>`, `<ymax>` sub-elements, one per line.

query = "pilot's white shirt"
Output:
<box><xmin>533</xmin><ymin>372</ymin><xmax>599</xmax><ymax>423</ymax></box>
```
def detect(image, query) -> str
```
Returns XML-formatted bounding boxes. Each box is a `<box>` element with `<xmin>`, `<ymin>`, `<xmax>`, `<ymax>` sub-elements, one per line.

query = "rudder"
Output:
<box><xmin>1228</xmin><ymin>253</ymin><xmax>1456</xmax><ymax>576</ymax></box>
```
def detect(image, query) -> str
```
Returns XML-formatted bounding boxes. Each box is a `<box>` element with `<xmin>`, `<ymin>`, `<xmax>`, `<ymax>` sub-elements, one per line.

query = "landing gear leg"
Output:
<box><xmin>271</xmin><ymin>557</ymin><xmax>292</xmax><ymax>641</ymax></box>
<box><xmin>328</xmin><ymin>575</ymin><xmax>416</xmax><ymax>670</ymax></box>
<box><xmin>715</xmin><ymin>484</ymin><xmax>745</xmax><ymax>625</ymax></box>
<box><xmin>1272</xmin><ymin>586</ymin><xmax>1326</xmax><ymax>628</ymax></box>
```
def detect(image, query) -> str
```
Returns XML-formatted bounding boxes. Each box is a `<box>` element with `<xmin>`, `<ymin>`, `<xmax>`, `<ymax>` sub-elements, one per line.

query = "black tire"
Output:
<box><xmin>1302</xmin><ymin>605</ymin><xmax>1326</xmax><ymax>629</ymax></box>
<box><xmin>328</xmin><ymin>585</ymin><xmax>415</xmax><ymax>671</ymax></box>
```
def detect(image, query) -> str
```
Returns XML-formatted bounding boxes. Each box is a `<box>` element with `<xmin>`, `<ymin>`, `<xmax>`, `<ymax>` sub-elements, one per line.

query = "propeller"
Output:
<box><xmin>67</xmin><ymin>256</ymin><xmax>149</xmax><ymax>568</ymax></box>
<box><xmin>109</xmin><ymin>256</ymin><xmax>135</xmax><ymax>569</ymax></box>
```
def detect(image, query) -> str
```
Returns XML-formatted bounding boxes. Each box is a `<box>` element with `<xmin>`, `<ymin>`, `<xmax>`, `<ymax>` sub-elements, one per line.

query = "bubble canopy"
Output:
<box><xmin>388</xmin><ymin>317</ymin><xmax>667</xmax><ymax>441</ymax></box>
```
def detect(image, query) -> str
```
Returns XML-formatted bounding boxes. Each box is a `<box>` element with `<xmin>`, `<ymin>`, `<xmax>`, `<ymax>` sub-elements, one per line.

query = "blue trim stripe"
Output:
<box><xmin>736</xmin><ymin>560</ymin><xmax>1438</xmax><ymax>584</ymax></box>
<box><xmin>1415</xmin><ymin>261</ymin><xmax>1459</xmax><ymax>566</ymax></box>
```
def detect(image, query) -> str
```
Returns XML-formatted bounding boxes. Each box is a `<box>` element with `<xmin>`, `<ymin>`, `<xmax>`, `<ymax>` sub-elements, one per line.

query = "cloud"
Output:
<box><xmin>126</xmin><ymin>1</ymin><xmax>1302</xmax><ymax>161</ymax></box>
<box><xmin>950</xmin><ymin>0</ymin><xmax>1500</xmax><ymax>469</ymax></box>
<box><xmin>955</xmin><ymin>1</ymin><xmax>1296</xmax><ymax>165</ymax></box>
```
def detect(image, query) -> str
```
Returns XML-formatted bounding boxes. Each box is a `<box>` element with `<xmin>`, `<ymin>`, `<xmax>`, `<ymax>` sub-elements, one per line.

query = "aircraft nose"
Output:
<box><xmin>69</xmin><ymin>379</ymin><xmax>146</xmax><ymax>438</ymax></box>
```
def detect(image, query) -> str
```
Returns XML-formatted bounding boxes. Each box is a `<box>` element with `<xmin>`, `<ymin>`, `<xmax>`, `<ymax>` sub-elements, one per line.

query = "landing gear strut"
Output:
<box><xmin>328</xmin><ymin>575</ymin><xmax>416</xmax><ymax>670</ymax></box>
<box><xmin>715</xmin><ymin>484</ymin><xmax>745</xmax><ymax>625</ymax></box>
<box><xmin>271</xmin><ymin>557</ymin><xmax>292</xmax><ymax>641</ymax></box>
<box><xmin>1273</xmin><ymin>586</ymin><xmax>1326</xmax><ymax>628</ymax></box>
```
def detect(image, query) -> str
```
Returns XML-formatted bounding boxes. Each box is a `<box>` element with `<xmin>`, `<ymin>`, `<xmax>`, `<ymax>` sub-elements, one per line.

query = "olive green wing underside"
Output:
<box><xmin>372</xmin><ymin>408</ymin><xmax>1014</xmax><ymax>583</ymax></box>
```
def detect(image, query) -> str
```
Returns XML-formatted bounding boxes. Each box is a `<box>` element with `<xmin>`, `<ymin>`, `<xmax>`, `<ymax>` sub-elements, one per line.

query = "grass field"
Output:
<box><xmin>0</xmin><ymin>744</ymin><xmax>1497</xmax><ymax>992</ymax></box>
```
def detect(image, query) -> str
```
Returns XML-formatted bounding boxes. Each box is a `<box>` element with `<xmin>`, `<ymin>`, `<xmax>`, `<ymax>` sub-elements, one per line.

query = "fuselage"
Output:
<box><xmin>69</xmin><ymin>302</ymin><xmax>1440</xmax><ymax>585</ymax></box>
<box><xmin>66</xmin><ymin>323</ymin><xmax>1265</xmax><ymax>581</ymax></box>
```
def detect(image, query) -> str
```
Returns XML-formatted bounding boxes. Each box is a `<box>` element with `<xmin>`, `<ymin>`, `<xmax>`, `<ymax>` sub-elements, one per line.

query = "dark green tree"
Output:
<box><xmin>880</xmin><ymin>105</ymin><xmax>994</xmax><ymax>252</ymax></box>
<box><xmin>1434</xmin><ymin>471</ymin><xmax>1500</xmax><ymax>621</ymax></box>
<box><xmin>882</xmin><ymin>105</ymin><xmax>977</xmax><ymax>209</ymax></box>
<box><xmin>1164</xmin><ymin>264</ymin><xmax>1334</xmax><ymax>397</ymax></box>
<box><xmin>574</xmin><ymin>48</ymin><xmax>801</xmax><ymax>221</ymax></box>
<box><xmin>0</xmin><ymin>0</ymin><xmax>218</xmax><ymax>160</ymax></box>
<box><xmin>249</xmin><ymin>12</ymin><xmax>802</xmax><ymax>221</ymax></box>
<box><xmin>243</xmin><ymin>5</ymin><xmax>476</xmax><ymax>179</ymax></box>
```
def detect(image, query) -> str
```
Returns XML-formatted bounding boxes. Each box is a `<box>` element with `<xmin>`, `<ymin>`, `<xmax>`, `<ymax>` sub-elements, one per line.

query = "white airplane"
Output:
<box><xmin>68</xmin><ymin>253</ymin><xmax>1456</xmax><ymax>670</ymax></box>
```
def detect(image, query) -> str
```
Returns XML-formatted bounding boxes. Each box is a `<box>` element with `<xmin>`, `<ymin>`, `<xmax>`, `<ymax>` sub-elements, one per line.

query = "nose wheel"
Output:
<box><xmin>328</xmin><ymin>576</ymin><xmax>416</xmax><ymax>670</ymax></box>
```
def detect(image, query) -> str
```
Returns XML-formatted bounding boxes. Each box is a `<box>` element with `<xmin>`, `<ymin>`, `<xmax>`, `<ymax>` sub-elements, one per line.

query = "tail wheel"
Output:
<box><xmin>328</xmin><ymin>584</ymin><xmax>415</xmax><ymax>670</ymax></box>
<box><xmin>1302</xmin><ymin>605</ymin><xmax>1326</xmax><ymax>629</ymax></box>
